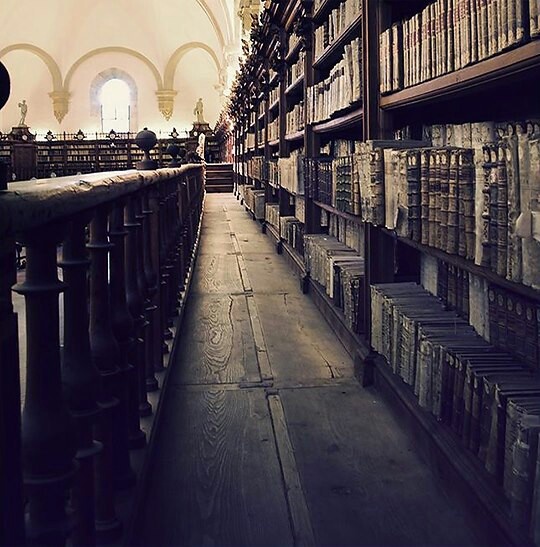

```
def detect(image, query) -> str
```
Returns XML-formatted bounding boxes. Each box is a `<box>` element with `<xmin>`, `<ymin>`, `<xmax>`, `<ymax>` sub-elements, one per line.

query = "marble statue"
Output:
<box><xmin>193</xmin><ymin>98</ymin><xmax>206</xmax><ymax>124</ymax></box>
<box><xmin>18</xmin><ymin>99</ymin><xmax>27</xmax><ymax>126</ymax></box>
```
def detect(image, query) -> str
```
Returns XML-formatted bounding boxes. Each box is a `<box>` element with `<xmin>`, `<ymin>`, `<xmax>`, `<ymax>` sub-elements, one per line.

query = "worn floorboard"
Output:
<box><xmin>134</xmin><ymin>193</ymin><xmax>486</xmax><ymax>547</ymax></box>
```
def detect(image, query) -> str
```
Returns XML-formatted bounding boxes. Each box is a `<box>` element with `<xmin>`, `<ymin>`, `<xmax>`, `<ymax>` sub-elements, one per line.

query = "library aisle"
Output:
<box><xmin>133</xmin><ymin>194</ymin><xmax>485</xmax><ymax>547</ymax></box>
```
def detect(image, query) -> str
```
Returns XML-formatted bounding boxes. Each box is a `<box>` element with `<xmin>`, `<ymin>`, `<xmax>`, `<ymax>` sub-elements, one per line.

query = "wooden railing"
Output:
<box><xmin>0</xmin><ymin>164</ymin><xmax>204</xmax><ymax>546</ymax></box>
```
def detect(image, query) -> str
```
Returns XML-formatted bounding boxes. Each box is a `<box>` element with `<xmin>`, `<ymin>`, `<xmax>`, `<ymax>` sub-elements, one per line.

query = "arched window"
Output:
<box><xmin>100</xmin><ymin>78</ymin><xmax>130</xmax><ymax>132</ymax></box>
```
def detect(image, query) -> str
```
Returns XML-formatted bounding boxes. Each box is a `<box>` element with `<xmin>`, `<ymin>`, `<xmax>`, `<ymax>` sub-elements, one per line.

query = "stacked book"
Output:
<box><xmin>307</xmin><ymin>37</ymin><xmax>362</xmax><ymax>124</ymax></box>
<box><xmin>380</xmin><ymin>0</ymin><xmax>538</xmax><ymax>94</ymax></box>
<box><xmin>244</xmin><ymin>187</ymin><xmax>266</xmax><ymax>220</ymax></box>
<box><xmin>286</xmin><ymin>102</ymin><xmax>305</xmax><ymax>135</ymax></box>
<box><xmin>265</xmin><ymin>203</ymin><xmax>280</xmax><ymax>230</ymax></box>
<box><xmin>267</xmin><ymin>158</ymin><xmax>280</xmax><ymax>188</ymax></box>
<box><xmin>329</xmin><ymin>214</ymin><xmax>364</xmax><ymax>253</ymax></box>
<box><xmin>269</xmin><ymin>86</ymin><xmax>279</xmax><ymax>107</ymax></box>
<box><xmin>372</xmin><ymin>281</ymin><xmax>540</xmax><ymax>540</ymax></box>
<box><xmin>304</xmin><ymin>234</ymin><xmax>365</xmax><ymax>333</ymax></box>
<box><xmin>288</xmin><ymin>51</ymin><xmax>305</xmax><ymax>87</ymax></box>
<box><xmin>423</xmin><ymin>120</ymin><xmax>540</xmax><ymax>290</ymax></box>
<box><xmin>268</xmin><ymin>117</ymin><xmax>280</xmax><ymax>142</ymax></box>
<box><xmin>246</xmin><ymin>132</ymin><xmax>255</xmax><ymax>150</ymax></box>
<box><xmin>314</xmin><ymin>0</ymin><xmax>363</xmax><ymax>59</ymax></box>
<box><xmin>247</xmin><ymin>156</ymin><xmax>264</xmax><ymax>181</ymax></box>
<box><xmin>280</xmin><ymin>216</ymin><xmax>305</xmax><ymax>255</ymax></box>
<box><xmin>278</xmin><ymin>151</ymin><xmax>305</xmax><ymax>195</ymax></box>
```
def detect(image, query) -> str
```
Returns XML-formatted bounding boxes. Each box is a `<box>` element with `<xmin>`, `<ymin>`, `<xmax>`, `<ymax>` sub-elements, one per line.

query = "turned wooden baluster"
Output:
<box><xmin>108</xmin><ymin>202</ymin><xmax>137</xmax><ymax>486</ymax></box>
<box><xmin>87</xmin><ymin>207</ymin><xmax>122</xmax><ymax>541</ymax></box>
<box><xmin>148</xmin><ymin>187</ymin><xmax>164</xmax><ymax>372</ymax></box>
<box><xmin>163</xmin><ymin>183</ymin><xmax>175</xmax><ymax>341</ymax></box>
<box><xmin>111</xmin><ymin>200</ymin><xmax>146</xmax><ymax>449</ymax></box>
<box><xmin>60</xmin><ymin>215</ymin><xmax>102</xmax><ymax>547</ymax></box>
<box><xmin>0</xmin><ymin>236</ymin><xmax>25</xmax><ymax>546</ymax></box>
<box><xmin>141</xmin><ymin>190</ymin><xmax>159</xmax><ymax>391</ymax></box>
<box><xmin>125</xmin><ymin>196</ymin><xmax>152</xmax><ymax>416</ymax></box>
<box><xmin>158</xmin><ymin>184</ymin><xmax>172</xmax><ymax>354</ymax></box>
<box><xmin>13</xmin><ymin>223</ymin><xmax>77</xmax><ymax>546</ymax></box>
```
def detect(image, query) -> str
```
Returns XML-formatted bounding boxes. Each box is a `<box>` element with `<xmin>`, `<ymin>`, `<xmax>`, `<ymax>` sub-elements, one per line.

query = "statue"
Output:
<box><xmin>193</xmin><ymin>97</ymin><xmax>205</xmax><ymax>124</ymax></box>
<box><xmin>18</xmin><ymin>99</ymin><xmax>27</xmax><ymax>126</ymax></box>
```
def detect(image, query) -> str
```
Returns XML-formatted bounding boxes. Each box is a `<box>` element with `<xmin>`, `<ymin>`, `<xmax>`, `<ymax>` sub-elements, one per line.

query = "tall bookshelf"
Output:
<box><xmin>229</xmin><ymin>0</ymin><xmax>540</xmax><ymax>543</ymax></box>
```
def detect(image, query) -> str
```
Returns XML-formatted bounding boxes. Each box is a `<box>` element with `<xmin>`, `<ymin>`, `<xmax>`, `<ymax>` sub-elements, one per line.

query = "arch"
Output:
<box><xmin>195</xmin><ymin>0</ymin><xmax>228</xmax><ymax>50</ymax></box>
<box><xmin>89</xmin><ymin>68</ymin><xmax>138</xmax><ymax>131</ymax></box>
<box><xmin>164</xmin><ymin>42</ymin><xmax>221</xmax><ymax>90</ymax></box>
<box><xmin>0</xmin><ymin>43</ymin><xmax>63</xmax><ymax>91</ymax></box>
<box><xmin>64</xmin><ymin>47</ymin><xmax>163</xmax><ymax>92</ymax></box>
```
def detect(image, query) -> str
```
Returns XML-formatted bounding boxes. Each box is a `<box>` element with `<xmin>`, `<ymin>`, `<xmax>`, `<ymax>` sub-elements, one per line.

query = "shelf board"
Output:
<box><xmin>286</xmin><ymin>40</ymin><xmax>303</xmax><ymax>63</ymax></box>
<box><xmin>258</xmin><ymin>112</ymin><xmax>265</xmax><ymax>122</ymax></box>
<box><xmin>380</xmin><ymin>226</ymin><xmax>540</xmax><ymax>302</ymax></box>
<box><xmin>311</xmin><ymin>105</ymin><xmax>363</xmax><ymax>134</ymax></box>
<box><xmin>313</xmin><ymin>0</ymin><xmax>339</xmax><ymax>23</ymax></box>
<box><xmin>380</xmin><ymin>40</ymin><xmax>540</xmax><ymax>110</ymax></box>
<box><xmin>269</xmin><ymin>98</ymin><xmax>280</xmax><ymax>112</ymax></box>
<box><xmin>284</xmin><ymin>130</ymin><xmax>305</xmax><ymax>142</ymax></box>
<box><xmin>268</xmin><ymin>138</ymin><xmax>280</xmax><ymax>147</ymax></box>
<box><xmin>313</xmin><ymin>200</ymin><xmax>363</xmax><ymax>224</ymax></box>
<box><xmin>313</xmin><ymin>13</ymin><xmax>362</xmax><ymax>70</ymax></box>
<box><xmin>285</xmin><ymin>75</ymin><xmax>304</xmax><ymax>96</ymax></box>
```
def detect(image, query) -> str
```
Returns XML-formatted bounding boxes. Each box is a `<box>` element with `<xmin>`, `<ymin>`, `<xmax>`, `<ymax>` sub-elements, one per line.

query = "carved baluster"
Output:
<box><xmin>146</xmin><ymin>187</ymin><xmax>164</xmax><ymax>373</ymax></box>
<box><xmin>125</xmin><ymin>196</ymin><xmax>152</xmax><ymax>416</ymax></box>
<box><xmin>124</xmin><ymin>197</ymin><xmax>150</xmax><ymax>439</ymax></box>
<box><xmin>108</xmin><ymin>202</ymin><xmax>137</xmax><ymax>486</ymax></box>
<box><xmin>141</xmin><ymin>190</ymin><xmax>159</xmax><ymax>391</ymax></box>
<box><xmin>158</xmin><ymin>184</ymin><xmax>171</xmax><ymax>354</ymax></box>
<box><xmin>1</xmin><ymin>236</ymin><xmax>25</xmax><ymax>546</ymax></box>
<box><xmin>87</xmin><ymin>207</ymin><xmax>122</xmax><ymax>541</ymax></box>
<box><xmin>13</xmin><ymin>224</ymin><xmax>76</xmax><ymax>546</ymax></box>
<box><xmin>60</xmin><ymin>215</ymin><xmax>101</xmax><ymax>547</ymax></box>
<box><xmin>163</xmin><ymin>183</ymin><xmax>175</xmax><ymax>340</ymax></box>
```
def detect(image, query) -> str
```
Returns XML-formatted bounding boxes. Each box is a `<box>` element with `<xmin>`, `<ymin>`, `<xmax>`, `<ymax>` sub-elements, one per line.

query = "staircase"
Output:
<box><xmin>205</xmin><ymin>163</ymin><xmax>234</xmax><ymax>193</ymax></box>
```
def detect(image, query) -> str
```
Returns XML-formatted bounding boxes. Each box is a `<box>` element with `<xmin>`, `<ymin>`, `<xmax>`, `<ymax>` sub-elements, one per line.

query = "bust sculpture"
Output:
<box><xmin>193</xmin><ymin>98</ymin><xmax>205</xmax><ymax>124</ymax></box>
<box><xmin>18</xmin><ymin>99</ymin><xmax>27</xmax><ymax>126</ymax></box>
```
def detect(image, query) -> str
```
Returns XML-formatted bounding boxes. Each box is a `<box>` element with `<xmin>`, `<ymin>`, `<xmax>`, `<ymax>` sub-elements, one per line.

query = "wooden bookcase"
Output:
<box><xmin>0</xmin><ymin>131</ymin><xmax>222</xmax><ymax>180</ymax></box>
<box><xmin>230</xmin><ymin>0</ymin><xmax>540</xmax><ymax>543</ymax></box>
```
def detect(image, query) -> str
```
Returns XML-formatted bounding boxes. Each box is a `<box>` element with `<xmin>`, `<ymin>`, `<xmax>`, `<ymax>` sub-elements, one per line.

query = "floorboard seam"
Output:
<box><xmin>267</xmin><ymin>393</ymin><xmax>316</xmax><ymax>547</ymax></box>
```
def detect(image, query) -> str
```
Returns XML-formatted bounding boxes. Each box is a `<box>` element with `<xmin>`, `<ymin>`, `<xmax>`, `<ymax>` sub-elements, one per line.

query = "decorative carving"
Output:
<box><xmin>48</xmin><ymin>90</ymin><xmax>70</xmax><ymax>123</ymax></box>
<box><xmin>155</xmin><ymin>89</ymin><xmax>177</xmax><ymax>121</ymax></box>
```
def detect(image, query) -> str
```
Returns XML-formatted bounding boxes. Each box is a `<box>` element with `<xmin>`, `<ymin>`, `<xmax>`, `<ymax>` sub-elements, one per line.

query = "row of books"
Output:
<box><xmin>314</xmin><ymin>0</ymin><xmax>362</xmax><ymax>59</ymax></box>
<box><xmin>280</xmin><ymin>216</ymin><xmax>305</xmax><ymax>255</ymax></box>
<box><xmin>288</xmin><ymin>51</ymin><xmax>305</xmax><ymax>88</ymax></box>
<box><xmin>268</xmin><ymin>117</ymin><xmax>279</xmax><ymax>142</ymax></box>
<box><xmin>278</xmin><ymin>151</ymin><xmax>305</xmax><ymax>195</ymax></box>
<box><xmin>307</xmin><ymin>37</ymin><xmax>362</xmax><ymax>124</ymax></box>
<box><xmin>421</xmin><ymin>120</ymin><xmax>540</xmax><ymax>290</ymax></box>
<box><xmin>304</xmin><ymin>154</ymin><xmax>360</xmax><ymax>215</ymax></box>
<box><xmin>243</xmin><ymin>186</ymin><xmax>266</xmax><ymax>220</ymax></box>
<box><xmin>247</xmin><ymin>156</ymin><xmax>264</xmax><ymax>180</ymax></box>
<box><xmin>269</xmin><ymin>85</ymin><xmax>279</xmax><ymax>107</ymax></box>
<box><xmin>304</xmin><ymin>234</ymin><xmax>365</xmax><ymax>334</ymax></box>
<box><xmin>380</xmin><ymin>0</ymin><xmax>539</xmax><ymax>94</ymax></box>
<box><xmin>286</xmin><ymin>102</ymin><xmax>305</xmax><ymax>135</ymax></box>
<box><xmin>246</xmin><ymin>132</ymin><xmax>255</xmax><ymax>150</ymax></box>
<box><xmin>265</xmin><ymin>203</ymin><xmax>280</xmax><ymax>230</ymax></box>
<box><xmin>371</xmin><ymin>282</ymin><xmax>540</xmax><ymax>540</ymax></box>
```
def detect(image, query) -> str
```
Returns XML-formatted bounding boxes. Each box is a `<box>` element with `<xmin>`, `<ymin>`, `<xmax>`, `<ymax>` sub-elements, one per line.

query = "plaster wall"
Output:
<box><xmin>0</xmin><ymin>0</ymin><xmax>238</xmax><ymax>134</ymax></box>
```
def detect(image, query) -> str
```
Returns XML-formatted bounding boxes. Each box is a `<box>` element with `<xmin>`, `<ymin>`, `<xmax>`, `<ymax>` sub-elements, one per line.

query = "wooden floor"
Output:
<box><xmin>132</xmin><ymin>194</ymin><xmax>486</xmax><ymax>547</ymax></box>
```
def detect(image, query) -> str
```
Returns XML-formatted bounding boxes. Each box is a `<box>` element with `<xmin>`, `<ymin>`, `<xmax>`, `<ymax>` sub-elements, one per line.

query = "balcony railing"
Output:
<box><xmin>0</xmin><ymin>164</ymin><xmax>204</xmax><ymax>546</ymax></box>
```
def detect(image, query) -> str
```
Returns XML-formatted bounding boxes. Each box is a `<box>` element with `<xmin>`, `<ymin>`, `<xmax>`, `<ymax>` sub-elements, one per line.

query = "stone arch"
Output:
<box><xmin>89</xmin><ymin>68</ymin><xmax>138</xmax><ymax>131</ymax></box>
<box><xmin>195</xmin><ymin>0</ymin><xmax>229</xmax><ymax>49</ymax></box>
<box><xmin>0</xmin><ymin>43</ymin><xmax>63</xmax><ymax>91</ymax></box>
<box><xmin>164</xmin><ymin>42</ymin><xmax>222</xmax><ymax>89</ymax></box>
<box><xmin>64</xmin><ymin>47</ymin><xmax>163</xmax><ymax>92</ymax></box>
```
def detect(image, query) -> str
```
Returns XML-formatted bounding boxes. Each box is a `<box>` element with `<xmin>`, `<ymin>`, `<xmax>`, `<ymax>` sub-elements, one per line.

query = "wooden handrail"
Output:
<box><xmin>0</xmin><ymin>165</ymin><xmax>203</xmax><ymax>237</ymax></box>
<box><xmin>0</xmin><ymin>163</ymin><xmax>205</xmax><ymax>546</ymax></box>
